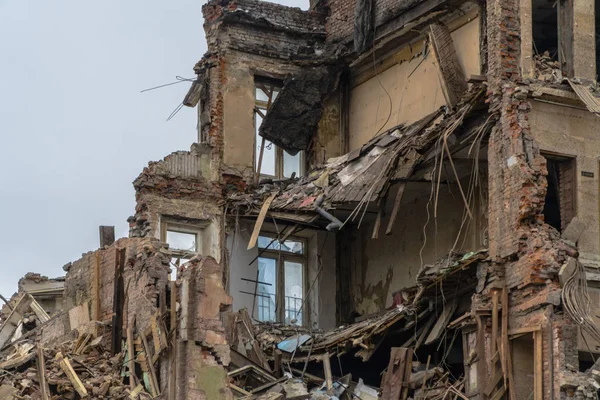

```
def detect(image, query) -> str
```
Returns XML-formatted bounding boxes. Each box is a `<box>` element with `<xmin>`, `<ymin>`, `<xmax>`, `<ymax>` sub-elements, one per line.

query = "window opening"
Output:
<box><xmin>532</xmin><ymin>0</ymin><xmax>559</xmax><ymax>60</ymax></box>
<box><xmin>161</xmin><ymin>220</ymin><xmax>207</xmax><ymax>280</ymax></box>
<box><xmin>542</xmin><ymin>155</ymin><xmax>575</xmax><ymax>232</ymax></box>
<box><xmin>255</xmin><ymin>235</ymin><xmax>306</xmax><ymax>325</ymax></box>
<box><xmin>254</xmin><ymin>79</ymin><xmax>304</xmax><ymax>180</ymax></box>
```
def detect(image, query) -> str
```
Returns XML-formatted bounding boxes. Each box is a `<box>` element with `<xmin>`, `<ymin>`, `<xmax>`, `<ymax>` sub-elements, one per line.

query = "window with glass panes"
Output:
<box><xmin>254</xmin><ymin>79</ymin><xmax>304</xmax><ymax>179</ymax></box>
<box><xmin>256</xmin><ymin>235</ymin><xmax>306</xmax><ymax>326</ymax></box>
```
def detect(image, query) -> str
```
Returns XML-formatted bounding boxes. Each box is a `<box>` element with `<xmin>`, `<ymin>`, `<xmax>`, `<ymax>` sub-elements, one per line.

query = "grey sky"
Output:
<box><xmin>0</xmin><ymin>0</ymin><xmax>306</xmax><ymax>299</ymax></box>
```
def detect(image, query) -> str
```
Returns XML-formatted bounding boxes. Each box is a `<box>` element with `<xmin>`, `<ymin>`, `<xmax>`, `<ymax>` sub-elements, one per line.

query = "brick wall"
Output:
<box><xmin>63</xmin><ymin>237</ymin><xmax>170</xmax><ymax>335</ymax></box>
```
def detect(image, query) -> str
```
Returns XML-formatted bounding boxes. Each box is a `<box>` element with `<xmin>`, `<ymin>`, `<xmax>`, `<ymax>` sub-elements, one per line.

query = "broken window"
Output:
<box><xmin>161</xmin><ymin>219</ymin><xmax>208</xmax><ymax>279</ymax></box>
<box><xmin>532</xmin><ymin>0</ymin><xmax>559</xmax><ymax>60</ymax></box>
<box><xmin>255</xmin><ymin>79</ymin><xmax>304</xmax><ymax>179</ymax></box>
<box><xmin>256</xmin><ymin>235</ymin><xmax>305</xmax><ymax>325</ymax></box>
<box><xmin>542</xmin><ymin>154</ymin><xmax>576</xmax><ymax>232</ymax></box>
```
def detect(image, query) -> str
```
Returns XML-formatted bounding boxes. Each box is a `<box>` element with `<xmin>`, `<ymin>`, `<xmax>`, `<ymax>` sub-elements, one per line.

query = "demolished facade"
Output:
<box><xmin>3</xmin><ymin>0</ymin><xmax>600</xmax><ymax>398</ymax></box>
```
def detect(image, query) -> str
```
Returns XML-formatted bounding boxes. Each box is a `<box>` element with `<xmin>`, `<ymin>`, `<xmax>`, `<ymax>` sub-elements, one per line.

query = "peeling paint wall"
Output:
<box><xmin>347</xmin><ymin>16</ymin><xmax>481</xmax><ymax>151</ymax></box>
<box><xmin>345</xmin><ymin>181</ymin><xmax>485</xmax><ymax>315</ymax></box>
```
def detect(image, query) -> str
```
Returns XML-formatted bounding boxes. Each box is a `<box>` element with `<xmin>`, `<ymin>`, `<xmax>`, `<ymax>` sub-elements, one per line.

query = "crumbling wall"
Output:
<box><xmin>201</xmin><ymin>0</ymin><xmax>329</xmax><ymax>183</ymax></box>
<box><xmin>63</xmin><ymin>237</ymin><xmax>170</xmax><ymax>336</ymax></box>
<box><xmin>484</xmin><ymin>0</ymin><xmax>589</xmax><ymax>395</ymax></box>
<box><xmin>528</xmin><ymin>101</ymin><xmax>600</xmax><ymax>266</ymax></box>
<box><xmin>177</xmin><ymin>256</ymin><xmax>233</xmax><ymax>400</ymax></box>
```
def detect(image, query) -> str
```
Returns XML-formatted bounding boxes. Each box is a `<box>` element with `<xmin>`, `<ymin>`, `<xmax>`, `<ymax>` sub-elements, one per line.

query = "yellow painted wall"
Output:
<box><xmin>348</xmin><ymin>17</ymin><xmax>481</xmax><ymax>151</ymax></box>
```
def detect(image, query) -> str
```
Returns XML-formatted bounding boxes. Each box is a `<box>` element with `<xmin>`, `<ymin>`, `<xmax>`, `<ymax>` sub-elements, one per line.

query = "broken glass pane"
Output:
<box><xmin>257</xmin><ymin>257</ymin><xmax>277</xmax><ymax>322</ymax></box>
<box><xmin>166</xmin><ymin>231</ymin><xmax>197</xmax><ymax>252</ymax></box>
<box><xmin>283</xmin><ymin>150</ymin><xmax>301</xmax><ymax>178</ymax></box>
<box><xmin>255</xmin><ymin>87</ymin><xmax>269</xmax><ymax>102</ymax></box>
<box><xmin>258</xmin><ymin>236</ymin><xmax>304</xmax><ymax>254</ymax></box>
<box><xmin>284</xmin><ymin>261</ymin><xmax>303</xmax><ymax>325</ymax></box>
<box><xmin>255</xmin><ymin>112</ymin><xmax>276</xmax><ymax>176</ymax></box>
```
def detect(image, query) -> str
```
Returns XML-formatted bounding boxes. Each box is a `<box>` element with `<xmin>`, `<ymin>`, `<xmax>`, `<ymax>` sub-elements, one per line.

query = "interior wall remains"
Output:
<box><xmin>347</xmin><ymin>16</ymin><xmax>481</xmax><ymax>151</ymax></box>
<box><xmin>343</xmin><ymin>180</ymin><xmax>486</xmax><ymax>316</ymax></box>
<box><xmin>226</xmin><ymin>221</ymin><xmax>337</xmax><ymax>330</ymax></box>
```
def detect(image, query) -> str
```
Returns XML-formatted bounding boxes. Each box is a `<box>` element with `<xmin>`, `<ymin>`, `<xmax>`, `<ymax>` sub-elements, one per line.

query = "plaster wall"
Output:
<box><xmin>348</xmin><ymin>17</ymin><xmax>481</xmax><ymax>151</ymax></box>
<box><xmin>345</xmin><ymin>181</ymin><xmax>484</xmax><ymax>316</ymax></box>
<box><xmin>221</xmin><ymin>52</ymin><xmax>303</xmax><ymax>176</ymax></box>
<box><xmin>528</xmin><ymin>101</ymin><xmax>600</xmax><ymax>265</ymax></box>
<box><xmin>226</xmin><ymin>222</ymin><xmax>337</xmax><ymax>329</ymax></box>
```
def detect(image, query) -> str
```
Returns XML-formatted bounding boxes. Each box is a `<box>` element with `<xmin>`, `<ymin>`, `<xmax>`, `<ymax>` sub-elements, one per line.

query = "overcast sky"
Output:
<box><xmin>0</xmin><ymin>0</ymin><xmax>306</xmax><ymax>299</ymax></box>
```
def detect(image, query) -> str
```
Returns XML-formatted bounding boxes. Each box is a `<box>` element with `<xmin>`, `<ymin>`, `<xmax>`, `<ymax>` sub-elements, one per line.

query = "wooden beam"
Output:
<box><xmin>385</xmin><ymin>182</ymin><xmax>407</xmax><ymax>235</ymax></box>
<box><xmin>37</xmin><ymin>344</ymin><xmax>50</xmax><ymax>400</ymax></box>
<box><xmin>248</xmin><ymin>192</ymin><xmax>278</xmax><ymax>250</ymax></box>
<box><xmin>93</xmin><ymin>251</ymin><xmax>101</xmax><ymax>323</ymax></box>
<box><xmin>502</xmin><ymin>287</ymin><xmax>515</xmax><ymax>400</ymax></box>
<box><xmin>56</xmin><ymin>352</ymin><xmax>88</xmax><ymax>397</ymax></box>
<box><xmin>534</xmin><ymin>330</ymin><xmax>543</xmax><ymax>400</ymax></box>
<box><xmin>381</xmin><ymin>347</ymin><xmax>409</xmax><ymax>400</ymax></box>
<box><xmin>428</xmin><ymin>23</ymin><xmax>467</xmax><ymax>108</ymax></box>
<box><xmin>491</xmin><ymin>290</ymin><xmax>499</xmax><ymax>356</ymax></box>
<box><xmin>29</xmin><ymin>297</ymin><xmax>50</xmax><ymax>324</ymax></box>
<box><xmin>322</xmin><ymin>352</ymin><xmax>333</xmax><ymax>394</ymax></box>
<box><xmin>140</xmin><ymin>333</ymin><xmax>160</xmax><ymax>396</ymax></box>
<box><xmin>0</xmin><ymin>293</ymin><xmax>33</xmax><ymax>349</ymax></box>
<box><xmin>127</xmin><ymin>326</ymin><xmax>136</xmax><ymax>390</ymax></box>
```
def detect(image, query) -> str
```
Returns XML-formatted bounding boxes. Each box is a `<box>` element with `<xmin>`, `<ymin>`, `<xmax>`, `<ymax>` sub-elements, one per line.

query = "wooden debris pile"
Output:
<box><xmin>0</xmin><ymin>308</ymin><xmax>170</xmax><ymax>399</ymax></box>
<box><xmin>0</xmin><ymin>335</ymin><xmax>132</xmax><ymax>399</ymax></box>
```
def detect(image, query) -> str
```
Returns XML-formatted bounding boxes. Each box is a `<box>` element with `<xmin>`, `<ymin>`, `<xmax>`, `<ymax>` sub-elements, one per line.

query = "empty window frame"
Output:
<box><xmin>532</xmin><ymin>0</ymin><xmax>559</xmax><ymax>60</ymax></box>
<box><xmin>254</xmin><ymin>78</ymin><xmax>304</xmax><ymax>180</ymax></box>
<box><xmin>542</xmin><ymin>154</ymin><xmax>576</xmax><ymax>232</ymax></box>
<box><xmin>160</xmin><ymin>219</ymin><xmax>208</xmax><ymax>278</ymax></box>
<box><xmin>256</xmin><ymin>235</ymin><xmax>306</xmax><ymax>325</ymax></box>
<box><xmin>510</xmin><ymin>329</ymin><xmax>543</xmax><ymax>400</ymax></box>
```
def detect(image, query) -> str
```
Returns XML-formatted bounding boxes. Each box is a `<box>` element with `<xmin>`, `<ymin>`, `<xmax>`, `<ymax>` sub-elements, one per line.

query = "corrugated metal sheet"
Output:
<box><xmin>569</xmin><ymin>80</ymin><xmax>600</xmax><ymax>115</ymax></box>
<box><xmin>157</xmin><ymin>152</ymin><xmax>204</xmax><ymax>179</ymax></box>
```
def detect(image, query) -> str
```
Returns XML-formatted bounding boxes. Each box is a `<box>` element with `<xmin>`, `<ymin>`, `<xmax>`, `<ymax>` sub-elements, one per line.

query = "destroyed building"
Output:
<box><xmin>3</xmin><ymin>0</ymin><xmax>600</xmax><ymax>398</ymax></box>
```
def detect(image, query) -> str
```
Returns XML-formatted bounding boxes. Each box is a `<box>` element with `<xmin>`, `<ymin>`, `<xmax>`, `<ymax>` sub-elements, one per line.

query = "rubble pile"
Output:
<box><xmin>534</xmin><ymin>51</ymin><xmax>563</xmax><ymax>83</ymax></box>
<box><xmin>0</xmin><ymin>335</ymin><xmax>133</xmax><ymax>399</ymax></box>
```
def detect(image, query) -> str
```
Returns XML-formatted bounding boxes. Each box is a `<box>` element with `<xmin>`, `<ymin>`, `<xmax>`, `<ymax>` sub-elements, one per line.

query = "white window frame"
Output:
<box><xmin>160</xmin><ymin>218</ymin><xmax>208</xmax><ymax>275</ymax></box>
<box><xmin>256</xmin><ymin>234</ymin><xmax>307</xmax><ymax>325</ymax></box>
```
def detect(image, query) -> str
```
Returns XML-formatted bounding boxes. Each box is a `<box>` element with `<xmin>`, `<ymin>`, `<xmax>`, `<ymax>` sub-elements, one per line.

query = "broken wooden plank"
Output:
<box><xmin>428</xmin><ymin>23</ymin><xmax>467</xmax><ymax>108</ymax></box>
<box><xmin>385</xmin><ymin>181</ymin><xmax>408</xmax><ymax>235</ymax></box>
<box><xmin>129</xmin><ymin>383</ymin><xmax>145</xmax><ymax>399</ymax></box>
<box><xmin>248</xmin><ymin>192</ymin><xmax>278</xmax><ymax>250</ymax></box>
<box><xmin>381</xmin><ymin>347</ymin><xmax>409</xmax><ymax>400</ymax></box>
<box><xmin>424</xmin><ymin>300</ymin><xmax>458</xmax><ymax>345</ymax></box>
<box><xmin>502</xmin><ymin>287</ymin><xmax>515</xmax><ymax>400</ymax></box>
<box><xmin>183</xmin><ymin>79</ymin><xmax>203</xmax><ymax>108</ymax></box>
<box><xmin>29</xmin><ymin>297</ymin><xmax>50</xmax><ymax>323</ymax></box>
<box><xmin>400</xmin><ymin>348</ymin><xmax>413</xmax><ymax>400</ymax></box>
<box><xmin>0</xmin><ymin>293</ymin><xmax>34</xmax><ymax>349</ymax></box>
<box><xmin>322</xmin><ymin>352</ymin><xmax>333</xmax><ymax>394</ymax></box>
<box><xmin>56</xmin><ymin>352</ymin><xmax>88</xmax><ymax>397</ymax></box>
<box><xmin>127</xmin><ymin>326</ymin><xmax>136</xmax><ymax>390</ymax></box>
<box><xmin>37</xmin><ymin>344</ymin><xmax>50</xmax><ymax>400</ymax></box>
<box><xmin>140</xmin><ymin>333</ymin><xmax>160</xmax><ymax>396</ymax></box>
<box><xmin>491</xmin><ymin>290</ymin><xmax>499</xmax><ymax>355</ymax></box>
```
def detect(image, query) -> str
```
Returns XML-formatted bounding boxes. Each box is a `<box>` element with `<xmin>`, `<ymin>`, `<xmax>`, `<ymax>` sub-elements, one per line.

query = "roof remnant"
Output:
<box><xmin>229</xmin><ymin>84</ymin><xmax>489</xmax><ymax>225</ymax></box>
<box><xmin>258</xmin><ymin>65</ymin><xmax>340</xmax><ymax>156</ymax></box>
